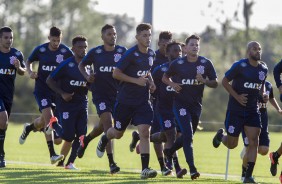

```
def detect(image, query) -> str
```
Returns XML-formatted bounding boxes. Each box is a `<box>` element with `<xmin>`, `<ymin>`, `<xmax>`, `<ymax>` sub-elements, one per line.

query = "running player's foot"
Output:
<box><xmin>129</xmin><ymin>131</ymin><xmax>140</xmax><ymax>152</ymax></box>
<box><xmin>212</xmin><ymin>128</ymin><xmax>224</xmax><ymax>148</ymax></box>
<box><xmin>140</xmin><ymin>168</ymin><xmax>157</xmax><ymax>179</ymax></box>
<box><xmin>77</xmin><ymin>135</ymin><xmax>88</xmax><ymax>158</ymax></box>
<box><xmin>65</xmin><ymin>163</ymin><xmax>79</xmax><ymax>170</ymax></box>
<box><xmin>19</xmin><ymin>123</ymin><xmax>31</xmax><ymax>144</ymax></box>
<box><xmin>161</xmin><ymin>166</ymin><xmax>172</xmax><ymax>176</ymax></box>
<box><xmin>269</xmin><ymin>152</ymin><xmax>279</xmax><ymax>176</ymax></box>
<box><xmin>110</xmin><ymin>163</ymin><xmax>120</xmax><ymax>174</ymax></box>
<box><xmin>0</xmin><ymin>155</ymin><xmax>6</xmax><ymax>168</ymax></box>
<box><xmin>56</xmin><ymin>160</ymin><xmax>64</xmax><ymax>167</ymax></box>
<box><xmin>46</xmin><ymin>116</ymin><xmax>58</xmax><ymax>135</ymax></box>
<box><xmin>190</xmin><ymin>171</ymin><xmax>200</xmax><ymax>180</ymax></box>
<box><xmin>240</xmin><ymin>146</ymin><xmax>247</xmax><ymax>159</ymax></box>
<box><xmin>176</xmin><ymin>168</ymin><xmax>187</xmax><ymax>178</ymax></box>
<box><xmin>50</xmin><ymin>154</ymin><xmax>64</xmax><ymax>164</ymax></box>
<box><xmin>96</xmin><ymin>134</ymin><xmax>108</xmax><ymax>158</ymax></box>
<box><xmin>243</xmin><ymin>176</ymin><xmax>257</xmax><ymax>183</ymax></box>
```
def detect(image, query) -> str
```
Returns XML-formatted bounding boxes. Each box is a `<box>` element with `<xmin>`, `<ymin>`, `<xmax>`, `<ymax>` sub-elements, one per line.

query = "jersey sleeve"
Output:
<box><xmin>81</xmin><ymin>49</ymin><xmax>95</xmax><ymax>66</ymax></box>
<box><xmin>206</xmin><ymin>60</ymin><xmax>217</xmax><ymax>80</ymax></box>
<box><xmin>115</xmin><ymin>51</ymin><xmax>132</xmax><ymax>71</ymax></box>
<box><xmin>273</xmin><ymin>60</ymin><xmax>282</xmax><ymax>88</ymax></box>
<box><xmin>27</xmin><ymin>46</ymin><xmax>40</xmax><ymax>63</ymax></box>
<box><xmin>225</xmin><ymin>61</ymin><xmax>240</xmax><ymax>81</ymax></box>
<box><xmin>50</xmin><ymin>61</ymin><xmax>67</xmax><ymax>81</ymax></box>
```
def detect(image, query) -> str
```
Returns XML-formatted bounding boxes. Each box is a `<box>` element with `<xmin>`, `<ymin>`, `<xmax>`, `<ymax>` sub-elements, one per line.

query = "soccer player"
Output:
<box><xmin>19</xmin><ymin>26</ymin><xmax>73</xmax><ymax>164</ymax></box>
<box><xmin>240</xmin><ymin>80</ymin><xmax>282</xmax><ymax>181</ymax></box>
<box><xmin>77</xmin><ymin>24</ymin><xmax>127</xmax><ymax>174</ymax></box>
<box><xmin>212</xmin><ymin>41</ymin><xmax>268</xmax><ymax>183</ymax></box>
<box><xmin>46</xmin><ymin>35</ymin><xmax>88</xmax><ymax>170</ymax></box>
<box><xmin>96</xmin><ymin>23</ymin><xmax>158</xmax><ymax>179</ymax></box>
<box><xmin>162</xmin><ymin>35</ymin><xmax>218</xmax><ymax>180</ymax></box>
<box><xmin>0</xmin><ymin>26</ymin><xmax>26</xmax><ymax>167</ymax></box>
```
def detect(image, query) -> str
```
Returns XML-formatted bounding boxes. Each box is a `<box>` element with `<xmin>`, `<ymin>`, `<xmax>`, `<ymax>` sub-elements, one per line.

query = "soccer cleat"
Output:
<box><xmin>0</xmin><ymin>155</ymin><xmax>6</xmax><ymax>168</ymax></box>
<box><xmin>190</xmin><ymin>171</ymin><xmax>200</xmax><ymax>180</ymax></box>
<box><xmin>161</xmin><ymin>166</ymin><xmax>172</xmax><ymax>176</ymax></box>
<box><xmin>77</xmin><ymin>135</ymin><xmax>88</xmax><ymax>158</ymax></box>
<box><xmin>269</xmin><ymin>152</ymin><xmax>279</xmax><ymax>176</ymax></box>
<box><xmin>129</xmin><ymin>131</ymin><xmax>140</xmax><ymax>152</ymax></box>
<box><xmin>165</xmin><ymin>158</ymin><xmax>173</xmax><ymax>170</ymax></box>
<box><xmin>110</xmin><ymin>163</ymin><xmax>120</xmax><ymax>174</ymax></box>
<box><xmin>243</xmin><ymin>177</ymin><xmax>257</xmax><ymax>183</ymax></box>
<box><xmin>45</xmin><ymin>116</ymin><xmax>58</xmax><ymax>135</ymax></box>
<box><xmin>50</xmin><ymin>154</ymin><xmax>64</xmax><ymax>165</ymax></box>
<box><xmin>65</xmin><ymin>163</ymin><xmax>79</xmax><ymax>170</ymax></box>
<box><xmin>140</xmin><ymin>168</ymin><xmax>158</xmax><ymax>179</ymax></box>
<box><xmin>176</xmin><ymin>168</ymin><xmax>187</xmax><ymax>178</ymax></box>
<box><xmin>96</xmin><ymin>135</ymin><xmax>108</xmax><ymax>158</ymax></box>
<box><xmin>212</xmin><ymin>128</ymin><xmax>224</xmax><ymax>148</ymax></box>
<box><xmin>19</xmin><ymin>123</ymin><xmax>31</xmax><ymax>145</ymax></box>
<box><xmin>240</xmin><ymin>146</ymin><xmax>247</xmax><ymax>159</ymax></box>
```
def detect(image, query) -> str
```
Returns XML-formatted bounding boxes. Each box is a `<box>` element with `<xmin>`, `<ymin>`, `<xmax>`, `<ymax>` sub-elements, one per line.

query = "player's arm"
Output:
<box><xmin>46</xmin><ymin>75</ymin><xmax>73</xmax><ymax>102</ymax></box>
<box><xmin>269</xmin><ymin>97</ymin><xmax>282</xmax><ymax>114</ymax></box>
<box><xmin>25</xmin><ymin>60</ymin><xmax>38</xmax><ymax>79</ymax></box>
<box><xmin>113</xmin><ymin>68</ymin><xmax>148</xmax><ymax>86</ymax></box>
<box><xmin>196</xmin><ymin>74</ymin><xmax>218</xmax><ymax>88</ymax></box>
<box><xmin>222</xmin><ymin>76</ymin><xmax>247</xmax><ymax>106</ymax></box>
<box><xmin>147</xmin><ymin>72</ymin><xmax>156</xmax><ymax>93</ymax></box>
<box><xmin>162</xmin><ymin>73</ymin><xmax>182</xmax><ymax>93</ymax></box>
<box><xmin>78</xmin><ymin>61</ymin><xmax>95</xmax><ymax>83</ymax></box>
<box><xmin>14</xmin><ymin>59</ymin><xmax>25</xmax><ymax>75</ymax></box>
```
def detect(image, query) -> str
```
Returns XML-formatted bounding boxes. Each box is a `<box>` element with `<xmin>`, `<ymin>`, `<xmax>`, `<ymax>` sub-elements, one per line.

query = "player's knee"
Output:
<box><xmin>54</xmin><ymin>138</ymin><xmax>62</xmax><ymax>145</ymax></box>
<box><xmin>258</xmin><ymin>146</ymin><xmax>269</xmax><ymax>155</ymax></box>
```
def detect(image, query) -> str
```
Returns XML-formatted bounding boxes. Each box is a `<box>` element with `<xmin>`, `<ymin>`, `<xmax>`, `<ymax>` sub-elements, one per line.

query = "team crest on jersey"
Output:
<box><xmin>164</xmin><ymin>120</ymin><xmax>172</xmax><ymax>128</ymax></box>
<box><xmin>149</xmin><ymin>50</ymin><xmax>154</xmax><ymax>56</ymax></box>
<box><xmin>39</xmin><ymin>47</ymin><xmax>46</xmax><ymax>53</ymax></box>
<box><xmin>161</xmin><ymin>66</ymin><xmax>168</xmax><ymax>72</ymax></box>
<box><xmin>228</xmin><ymin>125</ymin><xmax>235</xmax><ymax>134</ymax></box>
<box><xmin>60</xmin><ymin>48</ymin><xmax>67</xmax><ymax>53</ymax></box>
<box><xmin>41</xmin><ymin>99</ymin><xmax>47</xmax><ymax>107</ymax></box>
<box><xmin>196</xmin><ymin>65</ymin><xmax>205</xmax><ymax>74</ymax></box>
<box><xmin>259</xmin><ymin>71</ymin><xmax>265</xmax><ymax>81</ymax></box>
<box><xmin>63</xmin><ymin>112</ymin><xmax>69</xmax><ymax>119</ymax></box>
<box><xmin>177</xmin><ymin>59</ymin><xmax>184</xmax><ymax>64</ymax></box>
<box><xmin>15</xmin><ymin>51</ymin><xmax>21</xmax><ymax>56</ymax></box>
<box><xmin>148</xmin><ymin>57</ymin><xmax>154</xmax><ymax>66</ymax></box>
<box><xmin>99</xmin><ymin>102</ymin><xmax>106</xmax><ymax>111</ymax></box>
<box><xmin>56</xmin><ymin>54</ymin><xmax>64</xmax><ymax>63</ymax></box>
<box><xmin>114</xmin><ymin>53</ymin><xmax>122</xmax><ymax>62</ymax></box>
<box><xmin>134</xmin><ymin>52</ymin><xmax>139</xmax><ymax>57</ymax></box>
<box><xmin>68</xmin><ymin>62</ymin><xmax>75</xmax><ymax>67</ymax></box>
<box><xmin>179</xmin><ymin>108</ymin><xmax>186</xmax><ymax>116</ymax></box>
<box><xmin>115</xmin><ymin>121</ymin><xmax>121</xmax><ymax>129</ymax></box>
<box><xmin>9</xmin><ymin>56</ymin><xmax>17</xmax><ymax>64</ymax></box>
<box><xmin>240</xmin><ymin>62</ymin><xmax>247</xmax><ymax>67</ymax></box>
<box><xmin>95</xmin><ymin>48</ymin><xmax>102</xmax><ymax>54</ymax></box>
<box><xmin>200</xmin><ymin>59</ymin><xmax>207</xmax><ymax>63</ymax></box>
<box><xmin>117</xmin><ymin>48</ymin><xmax>123</xmax><ymax>53</ymax></box>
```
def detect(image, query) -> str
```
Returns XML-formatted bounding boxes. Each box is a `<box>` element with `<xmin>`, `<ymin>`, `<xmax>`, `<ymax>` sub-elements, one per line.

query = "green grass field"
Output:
<box><xmin>0</xmin><ymin>123</ymin><xmax>281</xmax><ymax>183</ymax></box>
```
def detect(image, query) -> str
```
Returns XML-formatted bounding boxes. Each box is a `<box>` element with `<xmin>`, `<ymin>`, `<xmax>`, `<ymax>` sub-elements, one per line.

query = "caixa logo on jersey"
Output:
<box><xmin>56</xmin><ymin>54</ymin><xmax>64</xmax><ymax>63</ymax></box>
<box><xmin>70</xmin><ymin>80</ymin><xmax>87</xmax><ymax>87</ymax></box>
<box><xmin>243</xmin><ymin>82</ymin><xmax>262</xmax><ymax>89</ymax></box>
<box><xmin>114</xmin><ymin>53</ymin><xmax>122</xmax><ymax>62</ymax></box>
<box><xmin>137</xmin><ymin>70</ymin><xmax>149</xmax><ymax>76</ymax></box>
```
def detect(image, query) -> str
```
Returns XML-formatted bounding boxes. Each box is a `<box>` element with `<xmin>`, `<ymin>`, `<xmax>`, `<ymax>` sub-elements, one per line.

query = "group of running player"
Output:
<box><xmin>0</xmin><ymin>23</ymin><xmax>282</xmax><ymax>183</ymax></box>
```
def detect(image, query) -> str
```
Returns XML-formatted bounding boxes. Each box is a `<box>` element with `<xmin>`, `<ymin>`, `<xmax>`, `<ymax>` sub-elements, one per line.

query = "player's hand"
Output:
<box><xmin>13</xmin><ymin>59</ymin><xmax>20</xmax><ymax>69</ymax></box>
<box><xmin>236</xmin><ymin>94</ymin><xmax>248</xmax><ymax>106</ymax></box>
<box><xmin>196</xmin><ymin>74</ymin><xmax>206</xmax><ymax>84</ymax></box>
<box><xmin>262</xmin><ymin>93</ymin><xmax>269</xmax><ymax>103</ymax></box>
<box><xmin>135</xmin><ymin>76</ymin><xmax>149</xmax><ymax>86</ymax></box>
<box><xmin>149</xmin><ymin>81</ymin><xmax>156</xmax><ymax>93</ymax></box>
<box><xmin>170</xmin><ymin>82</ymin><xmax>182</xmax><ymax>93</ymax></box>
<box><xmin>62</xmin><ymin>92</ymin><xmax>74</xmax><ymax>102</ymax></box>
<box><xmin>86</xmin><ymin>73</ymin><xmax>95</xmax><ymax>83</ymax></box>
<box><xmin>29</xmin><ymin>71</ymin><xmax>38</xmax><ymax>79</ymax></box>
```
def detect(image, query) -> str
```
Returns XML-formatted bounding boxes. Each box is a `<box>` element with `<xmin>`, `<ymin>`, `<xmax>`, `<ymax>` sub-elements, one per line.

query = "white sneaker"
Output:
<box><xmin>50</xmin><ymin>154</ymin><xmax>64</xmax><ymax>164</ymax></box>
<box><xmin>19</xmin><ymin>123</ymin><xmax>30</xmax><ymax>145</ymax></box>
<box><xmin>65</xmin><ymin>163</ymin><xmax>80</xmax><ymax>170</ymax></box>
<box><xmin>240</xmin><ymin>146</ymin><xmax>247</xmax><ymax>159</ymax></box>
<box><xmin>140</xmin><ymin>168</ymin><xmax>157</xmax><ymax>179</ymax></box>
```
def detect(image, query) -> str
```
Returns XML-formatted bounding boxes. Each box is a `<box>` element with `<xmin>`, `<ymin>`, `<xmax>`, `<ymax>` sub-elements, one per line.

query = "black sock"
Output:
<box><xmin>170</xmin><ymin>135</ymin><xmax>183</xmax><ymax>153</ymax></box>
<box><xmin>242</xmin><ymin>165</ymin><xmax>247</xmax><ymax>177</ymax></box>
<box><xmin>158</xmin><ymin>157</ymin><xmax>165</xmax><ymax>170</ymax></box>
<box><xmin>66</xmin><ymin>138</ymin><xmax>79</xmax><ymax>165</ymax></box>
<box><xmin>26</xmin><ymin>124</ymin><xmax>34</xmax><ymax>132</ymax></box>
<box><xmin>141</xmin><ymin>153</ymin><xmax>149</xmax><ymax>170</ymax></box>
<box><xmin>245</xmin><ymin>162</ymin><xmax>255</xmax><ymax>178</ymax></box>
<box><xmin>47</xmin><ymin>140</ymin><xmax>56</xmax><ymax>157</ymax></box>
<box><xmin>0</xmin><ymin>129</ymin><xmax>6</xmax><ymax>156</ymax></box>
<box><xmin>173</xmin><ymin>156</ymin><xmax>181</xmax><ymax>171</ymax></box>
<box><xmin>107</xmin><ymin>153</ymin><xmax>114</xmax><ymax>165</ymax></box>
<box><xmin>85</xmin><ymin>135</ymin><xmax>91</xmax><ymax>144</ymax></box>
<box><xmin>274</xmin><ymin>151</ymin><xmax>281</xmax><ymax>159</ymax></box>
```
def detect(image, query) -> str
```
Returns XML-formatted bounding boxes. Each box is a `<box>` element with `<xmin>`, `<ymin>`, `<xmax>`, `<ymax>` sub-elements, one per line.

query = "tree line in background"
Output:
<box><xmin>1</xmin><ymin>0</ymin><xmax>282</xmax><ymax>127</ymax></box>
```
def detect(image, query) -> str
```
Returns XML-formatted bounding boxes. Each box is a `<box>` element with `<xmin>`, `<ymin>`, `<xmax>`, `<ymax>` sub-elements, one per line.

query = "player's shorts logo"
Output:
<box><xmin>115</xmin><ymin>121</ymin><xmax>121</xmax><ymax>129</ymax></box>
<box><xmin>56</xmin><ymin>54</ymin><xmax>64</xmax><ymax>63</ymax></box>
<box><xmin>164</xmin><ymin>120</ymin><xmax>172</xmax><ymax>128</ymax></box>
<box><xmin>63</xmin><ymin>112</ymin><xmax>69</xmax><ymax>119</ymax></box>
<box><xmin>41</xmin><ymin>99</ymin><xmax>47</xmax><ymax>107</ymax></box>
<box><xmin>179</xmin><ymin>108</ymin><xmax>186</xmax><ymax>116</ymax></box>
<box><xmin>228</xmin><ymin>125</ymin><xmax>235</xmax><ymax>134</ymax></box>
<box><xmin>99</xmin><ymin>102</ymin><xmax>106</xmax><ymax>111</ymax></box>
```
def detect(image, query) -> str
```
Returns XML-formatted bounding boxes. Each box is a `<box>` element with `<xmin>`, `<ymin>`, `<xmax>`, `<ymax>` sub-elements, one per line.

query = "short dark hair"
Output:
<box><xmin>101</xmin><ymin>24</ymin><xmax>115</xmax><ymax>34</ymax></box>
<box><xmin>166</xmin><ymin>41</ymin><xmax>181</xmax><ymax>53</ymax></box>
<box><xmin>136</xmin><ymin>23</ymin><xmax>152</xmax><ymax>34</ymax></box>
<box><xmin>0</xmin><ymin>26</ymin><xmax>12</xmax><ymax>37</ymax></box>
<box><xmin>159</xmin><ymin>31</ymin><xmax>172</xmax><ymax>40</ymax></box>
<box><xmin>72</xmin><ymin>35</ymin><xmax>87</xmax><ymax>46</ymax></box>
<box><xmin>185</xmin><ymin>34</ymin><xmax>200</xmax><ymax>45</ymax></box>
<box><xmin>49</xmin><ymin>26</ymin><xmax>62</xmax><ymax>37</ymax></box>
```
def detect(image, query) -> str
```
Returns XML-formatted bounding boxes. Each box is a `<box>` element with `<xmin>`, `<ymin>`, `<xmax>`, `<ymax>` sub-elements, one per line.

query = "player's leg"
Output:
<box><xmin>0</xmin><ymin>100</ymin><xmax>9</xmax><ymax>168</ymax></box>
